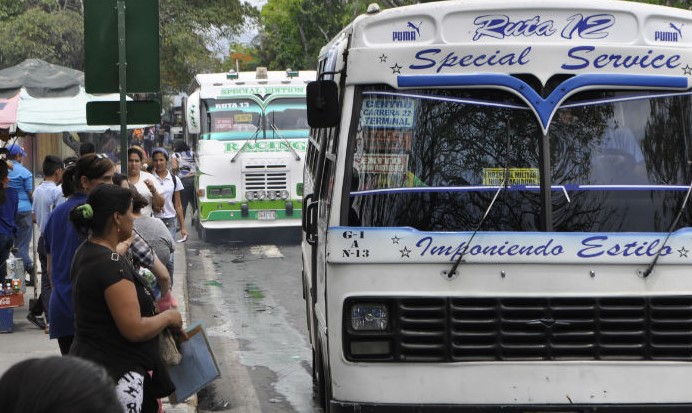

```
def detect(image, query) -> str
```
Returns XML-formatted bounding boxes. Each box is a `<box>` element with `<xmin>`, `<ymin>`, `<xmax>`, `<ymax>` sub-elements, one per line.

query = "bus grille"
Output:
<box><xmin>344</xmin><ymin>296</ymin><xmax>692</xmax><ymax>362</ymax></box>
<box><xmin>244</xmin><ymin>163</ymin><xmax>288</xmax><ymax>191</ymax></box>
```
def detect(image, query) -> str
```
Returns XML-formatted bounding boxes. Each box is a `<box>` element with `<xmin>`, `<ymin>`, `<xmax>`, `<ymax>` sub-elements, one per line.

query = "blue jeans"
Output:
<box><xmin>14</xmin><ymin>211</ymin><xmax>33</xmax><ymax>272</ymax></box>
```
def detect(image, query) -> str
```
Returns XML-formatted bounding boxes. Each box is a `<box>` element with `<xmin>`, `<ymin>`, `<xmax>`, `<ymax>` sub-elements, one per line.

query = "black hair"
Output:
<box><xmin>0</xmin><ymin>356</ymin><xmax>122</xmax><ymax>413</ymax></box>
<box><xmin>60</xmin><ymin>165</ymin><xmax>76</xmax><ymax>198</ymax></box>
<box><xmin>42</xmin><ymin>155</ymin><xmax>63</xmax><ymax>177</ymax></box>
<box><xmin>68</xmin><ymin>154</ymin><xmax>114</xmax><ymax>194</ymax></box>
<box><xmin>78</xmin><ymin>142</ymin><xmax>96</xmax><ymax>156</ymax></box>
<box><xmin>69</xmin><ymin>184</ymin><xmax>132</xmax><ymax>238</ymax></box>
<box><xmin>63</xmin><ymin>156</ymin><xmax>78</xmax><ymax>167</ymax></box>
<box><xmin>112</xmin><ymin>172</ymin><xmax>128</xmax><ymax>187</ymax></box>
<box><xmin>0</xmin><ymin>160</ymin><xmax>7</xmax><ymax>204</ymax></box>
<box><xmin>131</xmin><ymin>187</ymin><xmax>149</xmax><ymax>214</ymax></box>
<box><xmin>173</xmin><ymin>140</ymin><xmax>190</xmax><ymax>153</ymax></box>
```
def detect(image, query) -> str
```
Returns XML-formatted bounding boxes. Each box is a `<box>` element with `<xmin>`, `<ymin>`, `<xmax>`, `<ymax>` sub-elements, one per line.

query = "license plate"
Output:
<box><xmin>257</xmin><ymin>210</ymin><xmax>276</xmax><ymax>220</ymax></box>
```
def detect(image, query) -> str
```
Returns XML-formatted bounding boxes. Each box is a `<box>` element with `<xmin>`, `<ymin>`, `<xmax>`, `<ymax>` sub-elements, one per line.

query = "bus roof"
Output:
<box><xmin>193</xmin><ymin>69</ymin><xmax>316</xmax><ymax>99</ymax></box>
<box><xmin>329</xmin><ymin>0</ymin><xmax>692</xmax><ymax>86</ymax></box>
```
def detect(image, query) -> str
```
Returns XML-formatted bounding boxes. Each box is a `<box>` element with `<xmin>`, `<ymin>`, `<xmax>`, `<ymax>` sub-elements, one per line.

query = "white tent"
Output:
<box><xmin>16</xmin><ymin>87</ymin><xmax>145</xmax><ymax>133</ymax></box>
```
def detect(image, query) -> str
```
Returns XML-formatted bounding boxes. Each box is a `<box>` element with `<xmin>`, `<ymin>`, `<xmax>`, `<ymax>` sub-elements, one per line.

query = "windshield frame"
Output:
<box><xmin>341</xmin><ymin>83</ymin><xmax>692</xmax><ymax>233</ymax></box>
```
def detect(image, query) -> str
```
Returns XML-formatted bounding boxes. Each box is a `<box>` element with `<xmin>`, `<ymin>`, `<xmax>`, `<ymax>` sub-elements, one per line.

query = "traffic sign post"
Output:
<box><xmin>84</xmin><ymin>0</ymin><xmax>160</xmax><ymax>174</ymax></box>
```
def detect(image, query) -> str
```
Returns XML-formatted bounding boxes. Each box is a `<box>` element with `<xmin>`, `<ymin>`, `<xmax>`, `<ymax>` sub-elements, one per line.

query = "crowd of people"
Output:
<box><xmin>0</xmin><ymin>135</ymin><xmax>197</xmax><ymax>413</ymax></box>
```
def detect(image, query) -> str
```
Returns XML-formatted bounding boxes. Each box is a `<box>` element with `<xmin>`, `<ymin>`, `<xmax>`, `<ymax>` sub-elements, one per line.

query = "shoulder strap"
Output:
<box><xmin>169</xmin><ymin>170</ymin><xmax>177</xmax><ymax>191</ymax></box>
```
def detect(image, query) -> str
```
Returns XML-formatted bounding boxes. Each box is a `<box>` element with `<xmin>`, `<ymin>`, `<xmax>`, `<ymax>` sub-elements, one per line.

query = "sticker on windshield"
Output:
<box><xmin>363</xmin><ymin>130</ymin><xmax>412</xmax><ymax>152</ymax></box>
<box><xmin>360</xmin><ymin>97</ymin><xmax>416</xmax><ymax>129</ymax></box>
<box><xmin>483</xmin><ymin>167</ymin><xmax>540</xmax><ymax>185</ymax></box>
<box><xmin>355</xmin><ymin>154</ymin><xmax>408</xmax><ymax>174</ymax></box>
<box><xmin>234</xmin><ymin>114</ymin><xmax>253</xmax><ymax>123</ymax></box>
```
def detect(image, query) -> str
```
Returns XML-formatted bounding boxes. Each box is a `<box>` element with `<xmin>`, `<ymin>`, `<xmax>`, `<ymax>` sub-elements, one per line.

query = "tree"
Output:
<box><xmin>255</xmin><ymin>0</ymin><xmax>454</xmax><ymax>71</ymax></box>
<box><xmin>0</xmin><ymin>0</ymin><xmax>254</xmax><ymax>92</ymax></box>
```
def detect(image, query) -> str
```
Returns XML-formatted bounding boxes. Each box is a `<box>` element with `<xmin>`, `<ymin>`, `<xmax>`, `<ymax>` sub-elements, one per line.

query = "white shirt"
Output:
<box><xmin>152</xmin><ymin>170</ymin><xmax>183</xmax><ymax>219</ymax></box>
<box><xmin>131</xmin><ymin>170</ymin><xmax>160</xmax><ymax>217</ymax></box>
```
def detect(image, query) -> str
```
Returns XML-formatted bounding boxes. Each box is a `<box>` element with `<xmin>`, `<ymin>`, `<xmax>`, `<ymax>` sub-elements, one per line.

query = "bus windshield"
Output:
<box><xmin>204</xmin><ymin>97</ymin><xmax>309</xmax><ymax>140</ymax></box>
<box><xmin>348</xmin><ymin>86</ymin><xmax>692</xmax><ymax>233</ymax></box>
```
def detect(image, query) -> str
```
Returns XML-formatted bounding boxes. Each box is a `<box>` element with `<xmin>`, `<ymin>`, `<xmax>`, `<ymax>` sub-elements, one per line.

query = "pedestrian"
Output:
<box><xmin>112</xmin><ymin>173</ymin><xmax>172</xmax><ymax>301</ymax></box>
<box><xmin>170</xmin><ymin>140</ymin><xmax>198</xmax><ymax>223</ymax></box>
<box><xmin>44</xmin><ymin>154</ymin><xmax>115</xmax><ymax>355</ymax></box>
<box><xmin>143</xmin><ymin>127</ymin><xmax>155</xmax><ymax>159</ymax></box>
<box><xmin>68</xmin><ymin>184</ymin><xmax>184</xmax><ymax>413</ymax></box>
<box><xmin>0</xmin><ymin>356</ymin><xmax>122</xmax><ymax>413</ymax></box>
<box><xmin>127</xmin><ymin>147</ymin><xmax>164</xmax><ymax>217</ymax></box>
<box><xmin>28</xmin><ymin>155</ymin><xmax>64</xmax><ymax>331</ymax></box>
<box><xmin>152</xmin><ymin>148</ymin><xmax>186</xmax><ymax>291</ymax></box>
<box><xmin>6</xmin><ymin>143</ymin><xmax>34</xmax><ymax>286</ymax></box>
<box><xmin>0</xmin><ymin>160</ymin><xmax>17</xmax><ymax>287</ymax></box>
<box><xmin>129</xmin><ymin>185</ymin><xmax>176</xmax><ymax>309</ymax></box>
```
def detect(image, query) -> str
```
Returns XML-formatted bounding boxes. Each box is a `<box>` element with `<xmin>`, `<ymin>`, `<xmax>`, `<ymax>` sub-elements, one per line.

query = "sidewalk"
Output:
<box><xmin>0</xmin><ymin>244</ymin><xmax>197</xmax><ymax>413</ymax></box>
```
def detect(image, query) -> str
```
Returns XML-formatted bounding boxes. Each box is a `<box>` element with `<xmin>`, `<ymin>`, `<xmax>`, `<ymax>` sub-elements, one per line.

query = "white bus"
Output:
<box><xmin>185</xmin><ymin>68</ymin><xmax>315</xmax><ymax>241</ymax></box>
<box><xmin>302</xmin><ymin>1</ymin><xmax>692</xmax><ymax>411</ymax></box>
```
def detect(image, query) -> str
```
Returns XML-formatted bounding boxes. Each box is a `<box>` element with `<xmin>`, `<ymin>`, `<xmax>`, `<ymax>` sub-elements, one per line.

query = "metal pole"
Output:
<box><xmin>117</xmin><ymin>0</ymin><xmax>128</xmax><ymax>175</ymax></box>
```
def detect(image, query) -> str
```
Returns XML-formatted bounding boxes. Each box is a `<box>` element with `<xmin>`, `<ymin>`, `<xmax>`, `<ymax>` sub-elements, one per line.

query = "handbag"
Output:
<box><xmin>159</xmin><ymin>327</ymin><xmax>182</xmax><ymax>366</ymax></box>
<box><xmin>123</xmin><ymin>253</ymin><xmax>183</xmax><ymax>366</ymax></box>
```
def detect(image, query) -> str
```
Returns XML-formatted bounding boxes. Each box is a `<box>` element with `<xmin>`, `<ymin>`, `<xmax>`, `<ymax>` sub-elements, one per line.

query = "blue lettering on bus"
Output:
<box><xmin>562</xmin><ymin>46</ymin><xmax>681</xmax><ymax>70</ymax></box>
<box><xmin>473</xmin><ymin>15</ymin><xmax>556</xmax><ymax>40</ymax></box>
<box><xmin>560</xmin><ymin>14</ymin><xmax>614</xmax><ymax>40</ymax></box>
<box><xmin>410</xmin><ymin>47</ymin><xmax>532</xmax><ymax>72</ymax></box>
<box><xmin>577</xmin><ymin>236</ymin><xmax>671</xmax><ymax>258</ymax></box>
<box><xmin>412</xmin><ymin>235</ymin><xmax>672</xmax><ymax>260</ymax></box>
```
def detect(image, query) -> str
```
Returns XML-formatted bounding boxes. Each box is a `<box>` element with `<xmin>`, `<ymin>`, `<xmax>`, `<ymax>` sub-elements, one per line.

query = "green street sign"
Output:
<box><xmin>86</xmin><ymin>101</ymin><xmax>161</xmax><ymax>125</ymax></box>
<box><xmin>84</xmin><ymin>0</ymin><xmax>159</xmax><ymax>93</ymax></box>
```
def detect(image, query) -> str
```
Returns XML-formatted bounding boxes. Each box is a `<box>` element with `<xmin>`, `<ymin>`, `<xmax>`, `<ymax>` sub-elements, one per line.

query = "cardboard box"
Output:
<box><xmin>0</xmin><ymin>308</ymin><xmax>13</xmax><ymax>333</ymax></box>
<box><xmin>0</xmin><ymin>292</ymin><xmax>24</xmax><ymax>309</ymax></box>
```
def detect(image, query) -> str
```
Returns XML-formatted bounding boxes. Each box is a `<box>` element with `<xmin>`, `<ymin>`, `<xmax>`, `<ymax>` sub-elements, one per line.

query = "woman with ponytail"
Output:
<box><xmin>68</xmin><ymin>184</ymin><xmax>183</xmax><ymax>413</ymax></box>
<box><xmin>0</xmin><ymin>160</ymin><xmax>17</xmax><ymax>286</ymax></box>
<box><xmin>43</xmin><ymin>154</ymin><xmax>115</xmax><ymax>355</ymax></box>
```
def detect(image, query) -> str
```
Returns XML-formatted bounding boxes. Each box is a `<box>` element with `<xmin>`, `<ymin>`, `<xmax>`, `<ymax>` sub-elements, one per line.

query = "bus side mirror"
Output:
<box><xmin>307</xmin><ymin>80</ymin><xmax>339</xmax><ymax>128</ymax></box>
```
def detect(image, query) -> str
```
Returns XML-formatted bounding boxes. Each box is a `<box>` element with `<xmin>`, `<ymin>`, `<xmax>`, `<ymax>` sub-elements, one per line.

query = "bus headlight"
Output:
<box><xmin>350</xmin><ymin>303</ymin><xmax>388</xmax><ymax>331</ymax></box>
<box><xmin>256</xmin><ymin>190</ymin><xmax>266</xmax><ymax>200</ymax></box>
<box><xmin>279</xmin><ymin>190</ymin><xmax>289</xmax><ymax>200</ymax></box>
<box><xmin>245</xmin><ymin>191</ymin><xmax>254</xmax><ymax>201</ymax></box>
<box><xmin>267</xmin><ymin>190</ymin><xmax>277</xmax><ymax>200</ymax></box>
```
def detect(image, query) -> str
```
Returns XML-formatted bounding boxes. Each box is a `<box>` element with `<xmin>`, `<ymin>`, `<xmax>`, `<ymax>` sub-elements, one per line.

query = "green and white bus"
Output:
<box><xmin>185</xmin><ymin>68</ymin><xmax>315</xmax><ymax>240</ymax></box>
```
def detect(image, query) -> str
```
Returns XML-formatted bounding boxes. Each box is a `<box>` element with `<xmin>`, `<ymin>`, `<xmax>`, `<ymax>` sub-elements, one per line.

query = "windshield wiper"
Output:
<box><xmin>445</xmin><ymin>122</ymin><xmax>512</xmax><ymax>279</ymax></box>
<box><xmin>444</xmin><ymin>180</ymin><xmax>505</xmax><ymax>279</ymax></box>
<box><xmin>270</xmin><ymin>123</ymin><xmax>301</xmax><ymax>161</ymax></box>
<box><xmin>231</xmin><ymin>115</ymin><xmax>263</xmax><ymax>163</ymax></box>
<box><xmin>639</xmin><ymin>179</ymin><xmax>692</xmax><ymax>278</ymax></box>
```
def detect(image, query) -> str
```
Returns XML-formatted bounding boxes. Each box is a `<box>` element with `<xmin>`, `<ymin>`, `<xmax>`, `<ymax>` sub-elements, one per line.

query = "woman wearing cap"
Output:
<box><xmin>127</xmin><ymin>147</ymin><xmax>164</xmax><ymax>217</ymax></box>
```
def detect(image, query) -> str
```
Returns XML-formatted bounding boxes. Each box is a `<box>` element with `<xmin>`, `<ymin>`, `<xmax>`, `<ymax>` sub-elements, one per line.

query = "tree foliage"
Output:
<box><xmin>0</xmin><ymin>0</ymin><xmax>254</xmax><ymax>92</ymax></box>
<box><xmin>255</xmin><ymin>0</ymin><xmax>443</xmax><ymax>70</ymax></box>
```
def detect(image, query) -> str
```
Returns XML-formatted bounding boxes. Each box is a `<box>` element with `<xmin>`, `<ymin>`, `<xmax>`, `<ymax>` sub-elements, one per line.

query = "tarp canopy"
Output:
<box><xmin>0</xmin><ymin>93</ymin><xmax>19</xmax><ymax>131</ymax></box>
<box><xmin>16</xmin><ymin>88</ymin><xmax>141</xmax><ymax>133</ymax></box>
<box><xmin>0</xmin><ymin>59</ymin><xmax>149</xmax><ymax>133</ymax></box>
<box><xmin>0</xmin><ymin>59</ymin><xmax>83</xmax><ymax>99</ymax></box>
